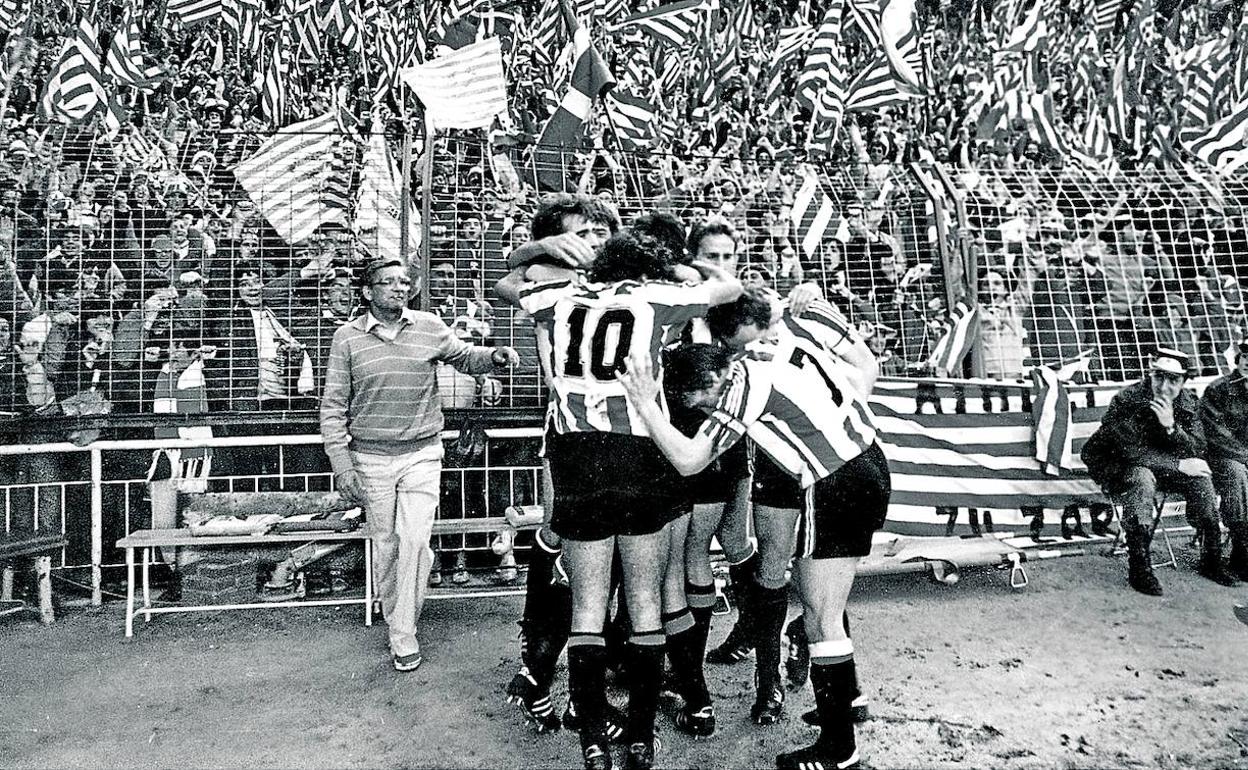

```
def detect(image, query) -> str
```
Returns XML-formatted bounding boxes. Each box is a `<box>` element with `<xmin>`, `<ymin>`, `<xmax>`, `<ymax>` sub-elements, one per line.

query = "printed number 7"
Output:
<box><xmin>789</xmin><ymin>347</ymin><xmax>843</xmax><ymax>406</ymax></box>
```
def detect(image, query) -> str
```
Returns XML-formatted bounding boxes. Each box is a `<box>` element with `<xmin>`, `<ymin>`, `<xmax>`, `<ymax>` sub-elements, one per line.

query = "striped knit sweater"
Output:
<box><xmin>320</xmin><ymin>309</ymin><xmax>499</xmax><ymax>477</ymax></box>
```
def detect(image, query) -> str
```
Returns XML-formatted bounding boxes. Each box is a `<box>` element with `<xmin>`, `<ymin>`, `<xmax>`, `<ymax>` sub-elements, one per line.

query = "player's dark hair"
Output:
<box><xmin>707</xmin><ymin>285</ymin><xmax>772</xmax><ymax>340</ymax></box>
<box><xmin>687</xmin><ymin>219</ymin><xmax>736</xmax><ymax>258</ymax></box>
<box><xmin>588</xmin><ymin>231</ymin><xmax>676</xmax><ymax>283</ymax></box>
<box><xmin>632</xmin><ymin>211</ymin><xmax>689</xmax><ymax>264</ymax></box>
<box><xmin>530</xmin><ymin>193</ymin><xmax>621</xmax><ymax>240</ymax></box>
<box><xmin>663</xmin><ymin>343</ymin><xmax>733</xmax><ymax>394</ymax></box>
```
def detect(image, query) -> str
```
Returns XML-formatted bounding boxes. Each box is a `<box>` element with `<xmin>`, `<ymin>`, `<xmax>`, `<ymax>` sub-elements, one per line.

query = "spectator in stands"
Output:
<box><xmin>320</xmin><ymin>257</ymin><xmax>518</xmax><ymax>672</ymax></box>
<box><xmin>1081</xmin><ymin>348</ymin><xmax>1235</xmax><ymax>596</ymax></box>
<box><xmin>1199</xmin><ymin>340</ymin><xmax>1248</xmax><ymax>584</ymax></box>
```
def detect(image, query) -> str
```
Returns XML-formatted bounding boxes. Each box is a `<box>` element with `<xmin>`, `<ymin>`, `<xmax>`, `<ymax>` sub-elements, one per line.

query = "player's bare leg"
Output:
<box><xmin>778</xmin><ymin>557</ymin><xmax>862</xmax><ymax>770</ymax></box>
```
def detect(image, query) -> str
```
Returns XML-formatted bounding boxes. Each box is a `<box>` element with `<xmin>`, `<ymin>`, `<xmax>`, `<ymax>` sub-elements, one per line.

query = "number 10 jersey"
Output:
<box><xmin>520</xmin><ymin>278</ymin><xmax>712</xmax><ymax>436</ymax></box>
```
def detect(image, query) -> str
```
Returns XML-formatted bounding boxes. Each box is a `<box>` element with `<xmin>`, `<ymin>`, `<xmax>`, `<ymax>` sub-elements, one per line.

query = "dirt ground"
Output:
<box><xmin>3</xmin><ymin>543</ymin><xmax>1247</xmax><ymax>770</ymax></box>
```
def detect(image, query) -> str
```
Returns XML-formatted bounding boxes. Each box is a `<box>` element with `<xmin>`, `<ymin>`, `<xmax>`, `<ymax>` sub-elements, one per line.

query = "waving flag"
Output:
<box><xmin>533</xmin><ymin>24</ymin><xmax>614</xmax><ymax>191</ymax></box>
<box><xmin>165</xmin><ymin>0</ymin><xmax>223</xmax><ymax>28</ymax></box>
<box><xmin>106</xmin><ymin>2</ymin><xmax>166</xmax><ymax>91</ymax></box>
<box><xmin>0</xmin><ymin>0</ymin><xmax>24</xmax><ymax>33</ymax></box>
<box><xmin>607</xmin><ymin>0</ymin><xmax>710</xmax><ymax>48</ymax></box>
<box><xmin>790</xmin><ymin>169</ymin><xmax>837</xmax><ymax>259</ymax></box>
<box><xmin>355</xmin><ymin>127</ymin><xmax>419</xmax><ymax>264</ymax></box>
<box><xmin>880</xmin><ymin>0</ymin><xmax>924</xmax><ymax>94</ymax></box>
<box><xmin>233</xmin><ymin>111</ymin><xmax>349</xmax><ymax>243</ymax></box>
<box><xmin>604</xmin><ymin>90</ymin><xmax>657</xmax><ymax>149</ymax></box>
<box><xmin>222</xmin><ymin>0</ymin><xmax>263</xmax><ymax>54</ymax></box>
<box><xmin>797</xmin><ymin>0</ymin><xmax>848</xmax><ymax>120</ymax></box>
<box><xmin>400</xmin><ymin>37</ymin><xmax>508</xmax><ymax>130</ymax></box>
<box><xmin>846</xmin><ymin>56</ymin><xmax>912</xmax><ymax>111</ymax></box>
<box><xmin>928</xmin><ymin>302</ymin><xmax>979</xmax><ymax>376</ymax></box>
<box><xmin>261</xmin><ymin>15</ymin><xmax>292</xmax><ymax>125</ymax></box>
<box><xmin>1184</xmin><ymin>98</ymin><xmax>1248</xmax><ymax>172</ymax></box>
<box><xmin>38</xmin><ymin>14</ymin><xmax>106</xmax><ymax>123</ymax></box>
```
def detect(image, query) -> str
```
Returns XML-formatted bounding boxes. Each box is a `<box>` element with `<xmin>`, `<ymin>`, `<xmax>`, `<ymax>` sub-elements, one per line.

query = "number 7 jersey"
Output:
<box><xmin>700</xmin><ymin>327</ymin><xmax>879</xmax><ymax>489</ymax></box>
<box><xmin>520</xmin><ymin>278</ymin><xmax>712</xmax><ymax>435</ymax></box>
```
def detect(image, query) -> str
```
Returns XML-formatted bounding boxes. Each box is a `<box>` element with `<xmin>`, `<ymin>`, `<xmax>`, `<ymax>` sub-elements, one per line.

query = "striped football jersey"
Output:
<box><xmin>699</xmin><ymin>333</ymin><xmax>879</xmax><ymax>488</ymax></box>
<box><xmin>778</xmin><ymin>297</ymin><xmax>862</xmax><ymax>362</ymax></box>
<box><xmin>520</xmin><ymin>278</ymin><xmax>712</xmax><ymax>435</ymax></box>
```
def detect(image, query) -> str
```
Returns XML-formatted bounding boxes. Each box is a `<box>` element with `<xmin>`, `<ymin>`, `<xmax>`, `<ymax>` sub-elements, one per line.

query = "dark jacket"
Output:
<box><xmin>1081</xmin><ymin>379</ymin><xmax>1206</xmax><ymax>488</ymax></box>
<box><xmin>1199</xmin><ymin>372</ymin><xmax>1248</xmax><ymax>465</ymax></box>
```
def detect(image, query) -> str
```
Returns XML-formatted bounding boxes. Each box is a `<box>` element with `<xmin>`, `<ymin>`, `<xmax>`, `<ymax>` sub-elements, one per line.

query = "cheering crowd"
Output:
<box><xmin>3</xmin><ymin>0</ymin><xmax>1248</xmax><ymax>426</ymax></box>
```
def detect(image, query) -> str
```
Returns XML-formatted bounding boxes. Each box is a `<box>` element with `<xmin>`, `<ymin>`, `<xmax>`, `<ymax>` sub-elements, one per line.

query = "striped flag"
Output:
<box><xmin>38</xmin><ymin>14</ymin><xmax>106</xmax><ymax>123</ymax></box>
<box><xmin>789</xmin><ymin>169</ymin><xmax>836</xmax><ymax>259</ymax></box>
<box><xmin>1001</xmin><ymin>0</ymin><xmax>1047</xmax><ymax>53</ymax></box>
<box><xmin>1030</xmin><ymin>365</ymin><xmax>1073</xmax><ymax>476</ymax></box>
<box><xmin>165</xmin><ymin>0</ymin><xmax>222</xmax><ymax>28</ymax></box>
<box><xmin>880</xmin><ymin>0</ymin><xmax>924</xmax><ymax>94</ymax></box>
<box><xmin>261</xmin><ymin>15</ymin><xmax>291</xmax><ymax>126</ymax></box>
<box><xmin>763</xmin><ymin>24</ymin><xmax>815</xmax><ymax>113</ymax></box>
<box><xmin>533</xmin><ymin>25</ymin><xmax>614</xmax><ymax>191</ymax></box>
<box><xmin>1092</xmin><ymin>0</ymin><xmax>1119</xmax><ymax>42</ymax></box>
<box><xmin>116</xmin><ymin>126</ymin><xmax>171</xmax><ymax>171</ymax></box>
<box><xmin>232</xmin><ymin>111</ymin><xmax>350</xmax><ymax>244</ymax></box>
<box><xmin>604</xmin><ymin>90</ymin><xmax>657</xmax><ymax>150</ymax></box>
<box><xmin>0</xmin><ymin>0</ymin><xmax>24</xmax><ymax>33</ymax></box>
<box><xmin>354</xmin><ymin>128</ymin><xmax>419</xmax><ymax>265</ymax></box>
<box><xmin>845</xmin><ymin>56</ymin><xmax>912</xmax><ymax>111</ymax></box>
<box><xmin>222</xmin><ymin>0</ymin><xmax>263</xmax><ymax>54</ymax></box>
<box><xmin>101</xmin><ymin>89</ymin><xmax>129</xmax><ymax>139</ymax></box>
<box><xmin>607</xmin><ymin>0</ymin><xmax>710</xmax><ymax>48</ymax></box>
<box><xmin>399</xmin><ymin>37</ymin><xmax>508</xmax><ymax>130</ymax></box>
<box><xmin>319</xmin><ymin>0</ymin><xmax>364</xmax><ymax>54</ymax></box>
<box><xmin>928</xmin><ymin>302</ymin><xmax>979</xmax><ymax>376</ymax></box>
<box><xmin>106</xmin><ymin>1</ymin><xmax>166</xmax><ymax>92</ymax></box>
<box><xmin>796</xmin><ymin>0</ymin><xmax>848</xmax><ymax>121</ymax></box>
<box><xmin>530</xmin><ymin>0</ymin><xmax>566</xmax><ymax>64</ymax></box>
<box><xmin>1184</xmin><ymin>98</ymin><xmax>1248</xmax><ymax>171</ymax></box>
<box><xmin>846</xmin><ymin>0</ymin><xmax>881</xmax><ymax>48</ymax></box>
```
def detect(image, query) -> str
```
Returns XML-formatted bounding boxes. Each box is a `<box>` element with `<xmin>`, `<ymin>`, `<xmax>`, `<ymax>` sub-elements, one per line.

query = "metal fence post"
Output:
<box><xmin>91</xmin><ymin>447</ymin><xmax>102</xmax><ymax>606</ymax></box>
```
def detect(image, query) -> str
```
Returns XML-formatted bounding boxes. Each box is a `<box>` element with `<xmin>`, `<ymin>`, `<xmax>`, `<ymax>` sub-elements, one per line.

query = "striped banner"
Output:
<box><xmin>106</xmin><ymin>1</ymin><xmax>166</xmax><ymax>91</ymax></box>
<box><xmin>873</xmin><ymin>378</ymin><xmax>1104</xmax><ymax>535</ymax></box>
<box><xmin>1184</xmin><ymin>97</ymin><xmax>1248</xmax><ymax>171</ymax></box>
<box><xmin>927</xmin><ymin>302</ymin><xmax>978</xmax><ymax>376</ymax></box>
<box><xmin>789</xmin><ymin>169</ymin><xmax>836</xmax><ymax>259</ymax></box>
<box><xmin>604</xmin><ymin>90</ymin><xmax>657</xmax><ymax>149</ymax></box>
<box><xmin>354</xmin><ymin>129</ymin><xmax>419</xmax><ymax>265</ymax></box>
<box><xmin>38</xmin><ymin>14</ymin><xmax>105</xmax><ymax>123</ymax></box>
<box><xmin>607</xmin><ymin>0</ymin><xmax>709</xmax><ymax>48</ymax></box>
<box><xmin>232</xmin><ymin>111</ymin><xmax>349</xmax><ymax>244</ymax></box>
<box><xmin>1029</xmin><ymin>366</ymin><xmax>1071</xmax><ymax>476</ymax></box>
<box><xmin>166</xmin><ymin>0</ymin><xmax>223</xmax><ymax>27</ymax></box>
<box><xmin>400</xmin><ymin>37</ymin><xmax>508</xmax><ymax>130</ymax></box>
<box><xmin>845</xmin><ymin>56</ymin><xmax>912</xmax><ymax>111</ymax></box>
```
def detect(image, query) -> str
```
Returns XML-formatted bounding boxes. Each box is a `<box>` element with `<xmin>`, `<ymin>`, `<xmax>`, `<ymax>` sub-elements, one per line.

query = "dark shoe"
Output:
<box><xmin>562</xmin><ymin>702</ymin><xmax>626</xmax><ymax>742</ymax></box>
<box><xmin>751</xmin><ymin>683</ymin><xmax>785</xmax><ymax>725</ymax></box>
<box><xmin>1197</xmin><ymin>560</ymin><xmax>1239</xmax><ymax>587</ymax></box>
<box><xmin>506</xmin><ymin>670</ymin><xmax>561</xmax><ymax>733</ymax></box>
<box><xmin>776</xmin><ymin>743</ymin><xmax>860</xmax><ymax>769</ymax></box>
<box><xmin>674</xmin><ymin>704</ymin><xmax>716</xmax><ymax>737</ymax></box>
<box><xmin>392</xmin><ymin>652</ymin><xmax>423</xmax><ymax>672</ymax></box>
<box><xmin>706</xmin><ymin>623</ymin><xmax>752</xmax><ymax>664</ymax></box>
<box><xmin>582</xmin><ymin>741</ymin><xmax>611</xmax><ymax>770</ymax></box>
<box><xmin>1128</xmin><ymin>565</ymin><xmax>1164</xmax><ymax>596</ymax></box>
<box><xmin>622</xmin><ymin>741</ymin><xmax>655</xmax><ymax>770</ymax></box>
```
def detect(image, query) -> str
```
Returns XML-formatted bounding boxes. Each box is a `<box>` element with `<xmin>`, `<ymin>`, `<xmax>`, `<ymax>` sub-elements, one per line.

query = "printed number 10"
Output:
<box><xmin>565</xmin><ymin>307</ymin><xmax>636</xmax><ymax>380</ymax></box>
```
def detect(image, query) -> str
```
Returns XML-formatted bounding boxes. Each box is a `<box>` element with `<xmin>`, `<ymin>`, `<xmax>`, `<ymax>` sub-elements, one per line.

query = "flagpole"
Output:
<box><xmin>414</xmin><ymin>112</ymin><xmax>433</xmax><ymax>312</ymax></box>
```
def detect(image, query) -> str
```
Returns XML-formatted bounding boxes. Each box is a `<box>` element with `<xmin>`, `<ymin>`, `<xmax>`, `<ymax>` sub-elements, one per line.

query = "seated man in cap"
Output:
<box><xmin>1198</xmin><ymin>341</ymin><xmax>1248</xmax><ymax>583</ymax></box>
<box><xmin>1082</xmin><ymin>348</ymin><xmax>1236</xmax><ymax>595</ymax></box>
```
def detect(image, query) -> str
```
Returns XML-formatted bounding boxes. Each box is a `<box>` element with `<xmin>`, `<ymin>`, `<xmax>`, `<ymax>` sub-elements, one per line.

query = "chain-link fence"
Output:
<box><xmin>4</xmin><ymin>123</ymin><xmax>1248</xmax><ymax>438</ymax></box>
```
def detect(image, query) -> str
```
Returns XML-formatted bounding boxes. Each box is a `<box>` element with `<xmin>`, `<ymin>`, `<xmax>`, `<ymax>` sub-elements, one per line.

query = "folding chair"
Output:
<box><xmin>1109</xmin><ymin>491</ymin><xmax>1179</xmax><ymax>570</ymax></box>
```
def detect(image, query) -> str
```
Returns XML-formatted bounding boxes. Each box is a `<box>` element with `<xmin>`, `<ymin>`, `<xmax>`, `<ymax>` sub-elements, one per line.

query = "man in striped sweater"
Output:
<box><xmin>320</xmin><ymin>258</ymin><xmax>519</xmax><ymax>672</ymax></box>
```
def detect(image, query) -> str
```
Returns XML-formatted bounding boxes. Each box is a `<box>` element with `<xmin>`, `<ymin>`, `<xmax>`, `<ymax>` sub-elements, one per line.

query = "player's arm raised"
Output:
<box><xmin>618</xmin><ymin>352</ymin><xmax>717</xmax><ymax>476</ymax></box>
<box><xmin>690</xmin><ymin>259</ymin><xmax>743</xmax><ymax>306</ymax></box>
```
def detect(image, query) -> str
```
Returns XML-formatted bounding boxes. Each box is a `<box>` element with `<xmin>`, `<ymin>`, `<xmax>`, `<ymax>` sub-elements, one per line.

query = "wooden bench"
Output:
<box><xmin>115</xmin><ymin>528</ymin><xmax>373</xmax><ymax>638</ymax></box>
<box><xmin>0</xmin><ymin>531</ymin><xmax>68</xmax><ymax>625</ymax></box>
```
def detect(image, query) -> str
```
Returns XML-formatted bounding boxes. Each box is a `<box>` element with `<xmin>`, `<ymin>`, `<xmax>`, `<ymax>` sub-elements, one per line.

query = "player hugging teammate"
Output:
<box><xmin>498</xmin><ymin>194</ymin><xmax>890</xmax><ymax>770</ymax></box>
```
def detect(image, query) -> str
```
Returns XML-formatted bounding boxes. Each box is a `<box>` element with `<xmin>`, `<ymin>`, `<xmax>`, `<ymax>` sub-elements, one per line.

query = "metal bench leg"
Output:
<box><xmin>364</xmin><ymin>539</ymin><xmax>373</xmax><ymax>627</ymax></box>
<box><xmin>1</xmin><ymin>565</ymin><xmax>13</xmax><ymax>601</ymax></box>
<box><xmin>125</xmin><ymin>546</ymin><xmax>135</xmax><ymax>638</ymax></box>
<box><xmin>142</xmin><ymin>547</ymin><xmax>152</xmax><ymax>622</ymax></box>
<box><xmin>36</xmin><ymin>555</ymin><xmax>53</xmax><ymax>624</ymax></box>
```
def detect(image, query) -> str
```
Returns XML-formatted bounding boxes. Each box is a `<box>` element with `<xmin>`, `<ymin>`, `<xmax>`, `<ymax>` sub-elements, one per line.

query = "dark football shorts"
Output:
<box><xmin>685</xmin><ymin>439</ymin><xmax>751</xmax><ymax>505</ymax></box>
<box><xmin>751</xmin><ymin>448</ymin><xmax>806</xmax><ymax>510</ymax></box>
<box><xmin>795</xmin><ymin>442</ymin><xmax>892</xmax><ymax>559</ymax></box>
<box><xmin>546</xmin><ymin>431</ymin><xmax>686</xmax><ymax>541</ymax></box>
